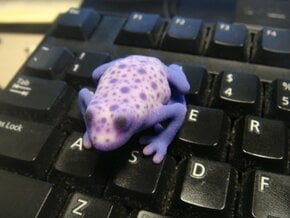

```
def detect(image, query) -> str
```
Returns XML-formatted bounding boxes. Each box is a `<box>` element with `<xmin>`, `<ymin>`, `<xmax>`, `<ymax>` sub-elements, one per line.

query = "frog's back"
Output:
<box><xmin>92</xmin><ymin>55</ymin><xmax>171</xmax><ymax>120</ymax></box>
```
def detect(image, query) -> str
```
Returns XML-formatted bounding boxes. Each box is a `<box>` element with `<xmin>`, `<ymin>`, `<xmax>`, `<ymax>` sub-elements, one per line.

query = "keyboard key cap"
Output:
<box><xmin>67</xmin><ymin>51</ymin><xmax>111</xmax><ymax>86</ymax></box>
<box><xmin>54</xmin><ymin>132</ymin><xmax>99</xmax><ymax>178</ymax></box>
<box><xmin>0</xmin><ymin>114</ymin><xmax>60</xmax><ymax>177</ymax></box>
<box><xmin>178</xmin><ymin>105</ymin><xmax>229</xmax><ymax>160</ymax></box>
<box><xmin>115</xmin><ymin>12</ymin><xmax>163</xmax><ymax>48</ymax></box>
<box><xmin>105</xmin><ymin>149</ymin><xmax>175</xmax><ymax>211</ymax></box>
<box><xmin>233</xmin><ymin>116</ymin><xmax>288</xmax><ymax>173</ymax></box>
<box><xmin>162</xmin><ymin>16</ymin><xmax>203</xmax><ymax>54</ymax></box>
<box><xmin>206</xmin><ymin>22</ymin><xmax>247</xmax><ymax>61</ymax></box>
<box><xmin>178</xmin><ymin>63</ymin><xmax>208</xmax><ymax>105</ymax></box>
<box><xmin>211</xmin><ymin>71</ymin><xmax>261</xmax><ymax>117</ymax></box>
<box><xmin>252</xmin><ymin>27</ymin><xmax>290</xmax><ymax>68</ymax></box>
<box><xmin>0</xmin><ymin>169</ymin><xmax>56</xmax><ymax>218</ymax></box>
<box><xmin>0</xmin><ymin>75</ymin><xmax>73</xmax><ymax>122</ymax></box>
<box><xmin>61</xmin><ymin>192</ymin><xmax>127</xmax><ymax>218</ymax></box>
<box><xmin>266</xmin><ymin>79</ymin><xmax>290</xmax><ymax>122</ymax></box>
<box><xmin>53</xmin><ymin>8</ymin><xmax>101</xmax><ymax>40</ymax></box>
<box><xmin>239</xmin><ymin>170</ymin><xmax>290</xmax><ymax>218</ymax></box>
<box><xmin>171</xmin><ymin>157</ymin><xmax>237</xmax><ymax>217</ymax></box>
<box><xmin>26</xmin><ymin>45</ymin><xmax>74</xmax><ymax>79</ymax></box>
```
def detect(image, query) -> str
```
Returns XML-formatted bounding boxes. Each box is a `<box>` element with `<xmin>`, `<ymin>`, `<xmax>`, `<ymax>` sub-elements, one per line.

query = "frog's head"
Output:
<box><xmin>84</xmin><ymin>104</ymin><xmax>138</xmax><ymax>151</ymax></box>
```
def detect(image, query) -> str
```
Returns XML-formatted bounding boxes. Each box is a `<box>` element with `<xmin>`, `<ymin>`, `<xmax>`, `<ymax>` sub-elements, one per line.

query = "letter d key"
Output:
<box><xmin>172</xmin><ymin>157</ymin><xmax>237</xmax><ymax>217</ymax></box>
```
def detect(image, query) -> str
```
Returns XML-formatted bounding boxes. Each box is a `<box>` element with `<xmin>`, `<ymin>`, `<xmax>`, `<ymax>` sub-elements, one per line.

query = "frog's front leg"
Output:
<box><xmin>78</xmin><ymin>88</ymin><xmax>94</xmax><ymax>149</ymax></box>
<box><xmin>142</xmin><ymin>103</ymin><xmax>187</xmax><ymax>164</ymax></box>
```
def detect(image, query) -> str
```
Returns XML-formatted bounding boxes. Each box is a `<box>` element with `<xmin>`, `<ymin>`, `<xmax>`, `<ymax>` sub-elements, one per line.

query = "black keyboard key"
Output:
<box><xmin>177</xmin><ymin>63</ymin><xmax>208</xmax><ymax>105</ymax></box>
<box><xmin>105</xmin><ymin>149</ymin><xmax>175</xmax><ymax>211</ymax></box>
<box><xmin>67</xmin><ymin>51</ymin><xmax>111</xmax><ymax>86</ymax></box>
<box><xmin>266</xmin><ymin>79</ymin><xmax>290</xmax><ymax>122</ymax></box>
<box><xmin>171</xmin><ymin>157</ymin><xmax>237</xmax><ymax>217</ymax></box>
<box><xmin>0</xmin><ymin>114</ymin><xmax>59</xmax><ymax>176</ymax></box>
<box><xmin>178</xmin><ymin>105</ymin><xmax>229</xmax><ymax>160</ymax></box>
<box><xmin>26</xmin><ymin>45</ymin><xmax>74</xmax><ymax>79</ymax></box>
<box><xmin>116</xmin><ymin>12</ymin><xmax>163</xmax><ymax>48</ymax></box>
<box><xmin>0</xmin><ymin>75</ymin><xmax>72</xmax><ymax>121</ymax></box>
<box><xmin>61</xmin><ymin>192</ymin><xmax>127</xmax><ymax>218</ymax></box>
<box><xmin>206</xmin><ymin>22</ymin><xmax>247</xmax><ymax>60</ymax></box>
<box><xmin>252</xmin><ymin>27</ymin><xmax>290</xmax><ymax>68</ymax></box>
<box><xmin>233</xmin><ymin>116</ymin><xmax>288</xmax><ymax>173</ymax></box>
<box><xmin>54</xmin><ymin>132</ymin><xmax>99</xmax><ymax>178</ymax></box>
<box><xmin>239</xmin><ymin>170</ymin><xmax>290</xmax><ymax>218</ymax></box>
<box><xmin>211</xmin><ymin>71</ymin><xmax>261</xmax><ymax>117</ymax></box>
<box><xmin>162</xmin><ymin>16</ymin><xmax>203</xmax><ymax>54</ymax></box>
<box><xmin>0</xmin><ymin>169</ymin><xmax>56</xmax><ymax>218</ymax></box>
<box><xmin>53</xmin><ymin>8</ymin><xmax>101</xmax><ymax>40</ymax></box>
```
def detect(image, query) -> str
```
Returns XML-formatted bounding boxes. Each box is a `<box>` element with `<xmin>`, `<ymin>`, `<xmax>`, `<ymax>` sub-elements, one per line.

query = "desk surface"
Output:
<box><xmin>0</xmin><ymin>33</ymin><xmax>44</xmax><ymax>89</ymax></box>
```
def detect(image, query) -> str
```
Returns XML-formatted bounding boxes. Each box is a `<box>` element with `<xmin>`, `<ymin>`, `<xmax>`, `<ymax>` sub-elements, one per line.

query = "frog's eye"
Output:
<box><xmin>114</xmin><ymin>116</ymin><xmax>131</xmax><ymax>132</ymax></box>
<box><xmin>85</xmin><ymin>111</ymin><xmax>93</xmax><ymax>122</ymax></box>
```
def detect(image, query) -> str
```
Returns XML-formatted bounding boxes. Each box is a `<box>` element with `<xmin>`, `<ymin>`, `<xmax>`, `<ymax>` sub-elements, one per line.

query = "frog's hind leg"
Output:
<box><xmin>142</xmin><ymin>103</ymin><xmax>187</xmax><ymax>164</ymax></box>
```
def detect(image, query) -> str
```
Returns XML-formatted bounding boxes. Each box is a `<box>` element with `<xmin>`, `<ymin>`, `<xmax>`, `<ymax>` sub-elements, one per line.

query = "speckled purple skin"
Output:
<box><xmin>79</xmin><ymin>55</ymin><xmax>190</xmax><ymax>163</ymax></box>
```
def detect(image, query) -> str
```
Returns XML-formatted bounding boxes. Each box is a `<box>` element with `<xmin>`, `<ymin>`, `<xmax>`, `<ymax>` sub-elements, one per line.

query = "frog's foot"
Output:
<box><xmin>142</xmin><ymin>137</ymin><xmax>168</xmax><ymax>164</ymax></box>
<box><xmin>83</xmin><ymin>131</ymin><xmax>92</xmax><ymax>149</ymax></box>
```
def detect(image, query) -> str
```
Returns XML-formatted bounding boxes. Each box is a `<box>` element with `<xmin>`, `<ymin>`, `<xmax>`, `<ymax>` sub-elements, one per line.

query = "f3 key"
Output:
<box><xmin>206</xmin><ymin>22</ymin><xmax>247</xmax><ymax>61</ymax></box>
<box><xmin>211</xmin><ymin>71</ymin><xmax>261</xmax><ymax>117</ymax></box>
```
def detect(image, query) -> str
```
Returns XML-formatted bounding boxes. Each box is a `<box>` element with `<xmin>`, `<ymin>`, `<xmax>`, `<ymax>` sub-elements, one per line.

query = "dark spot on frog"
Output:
<box><xmin>118</xmin><ymin>64</ymin><xmax>127</xmax><ymax>69</ymax></box>
<box><xmin>85</xmin><ymin>111</ymin><xmax>92</xmax><ymax>122</ymax></box>
<box><xmin>140</xmin><ymin>93</ymin><xmax>147</xmax><ymax>100</ymax></box>
<box><xmin>101</xmin><ymin>118</ymin><xmax>107</xmax><ymax>123</ymax></box>
<box><xmin>120</xmin><ymin>87</ymin><xmax>130</xmax><ymax>93</ymax></box>
<box><xmin>114</xmin><ymin>116</ymin><xmax>129</xmax><ymax>131</ymax></box>
<box><xmin>110</xmin><ymin>105</ymin><xmax>119</xmax><ymax>111</ymax></box>
<box><xmin>109</xmin><ymin>78</ymin><xmax>117</xmax><ymax>83</ymax></box>
<box><xmin>138</xmin><ymin>68</ymin><xmax>146</xmax><ymax>74</ymax></box>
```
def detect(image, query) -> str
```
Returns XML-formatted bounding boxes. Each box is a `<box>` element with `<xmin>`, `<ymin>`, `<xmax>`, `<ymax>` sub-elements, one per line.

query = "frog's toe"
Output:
<box><xmin>153</xmin><ymin>152</ymin><xmax>166</xmax><ymax>164</ymax></box>
<box><xmin>83</xmin><ymin>132</ymin><xmax>92</xmax><ymax>149</ymax></box>
<box><xmin>143</xmin><ymin>141</ymin><xmax>167</xmax><ymax>164</ymax></box>
<box><xmin>143</xmin><ymin>144</ymin><xmax>155</xmax><ymax>155</ymax></box>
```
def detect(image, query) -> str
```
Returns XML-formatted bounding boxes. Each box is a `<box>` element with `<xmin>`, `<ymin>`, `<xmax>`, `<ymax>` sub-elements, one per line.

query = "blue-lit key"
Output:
<box><xmin>53</xmin><ymin>8</ymin><xmax>100</xmax><ymax>40</ymax></box>
<box><xmin>253</xmin><ymin>27</ymin><xmax>290</xmax><ymax>68</ymax></box>
<box><xmin>162</xmin><ymin>16</ymin><xmax>203</xmax><ymax>54</ymax></box>
<box><xmin>116</xmin><ymin>12</ymin><xmax>163</xmax><ymax>48</ymax></box>
<box><xmin>206</xmin><ymin>22</ymin><xmax>247</xmax><ymax>61</ymax></box>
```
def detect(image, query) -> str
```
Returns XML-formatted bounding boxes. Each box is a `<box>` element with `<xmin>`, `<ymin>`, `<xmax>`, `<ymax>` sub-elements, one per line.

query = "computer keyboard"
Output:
<box><xmin>0</xmin><ymin>3</ymin><xmax>290</xmax><ymax>218</ymax></box>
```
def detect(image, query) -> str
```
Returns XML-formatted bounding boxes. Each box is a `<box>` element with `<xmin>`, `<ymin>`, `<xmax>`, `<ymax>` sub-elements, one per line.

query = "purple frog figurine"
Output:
<box><xmin>78</xmin><ymin>55</ymin><xmax>189</xmax><ymax>163</ymax></box>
